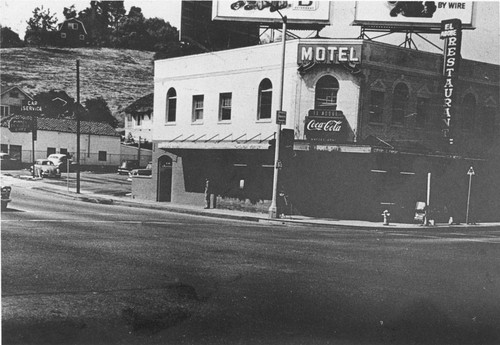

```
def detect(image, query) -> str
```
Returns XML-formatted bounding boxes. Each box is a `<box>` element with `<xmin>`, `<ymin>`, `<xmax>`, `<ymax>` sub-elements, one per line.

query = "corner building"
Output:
<box><xmin>144</xmin><ymin>38</ymin><xmax>499</xmax><ymax>223</ymax></box>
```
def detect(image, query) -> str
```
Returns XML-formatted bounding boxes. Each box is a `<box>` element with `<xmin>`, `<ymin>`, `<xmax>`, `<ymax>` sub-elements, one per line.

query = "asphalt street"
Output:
<box><xmin>2</xmin><ymin>183</ymin><xmax>500</xmax><ymax>345</ymax></box>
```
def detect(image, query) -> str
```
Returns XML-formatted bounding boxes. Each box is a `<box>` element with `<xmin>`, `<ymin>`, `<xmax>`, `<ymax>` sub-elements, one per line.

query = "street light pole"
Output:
<box><xmin>268</xmin><ymin>14</ymin><xmax>287</xmax><ymax>219</ymax></box>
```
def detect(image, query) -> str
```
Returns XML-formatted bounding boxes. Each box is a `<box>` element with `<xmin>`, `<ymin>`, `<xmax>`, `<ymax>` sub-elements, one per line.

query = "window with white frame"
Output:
<box><xmin>79</xmin><ymin>34</ymin><xmax>85</xmax><ymax>40</ymax></box>
<box><xmin>315</xmin><ymin>75</ymin><xmax>339</xmax><ymax>110</ymax></box>
<box><xmin>166</xmin><ymin>88</ymin><xmax>177</xmax><ymax>122</ymax></box>
<box><xmin>1</xmin><ymin>105</ymin><xmax>9</xmax><ymax>117</ymax></box>
<box><xmin>68</xmin><ymin>23</ymin><xmax>78</xmax><ymax>30</ymax></box>
<box><xmin>258</xmin><ymin>79</ymin><xmax>272</xmax><ymax>120</ymax></box>
<box><xmin>219</xmin><ymin>93</ymin><xmax>232</xmax><ymax>121</ymax></box>
<box><xmin>61</xmin><ymin>33</ymin><xmax>67</xmax><ymax>38</ymax></box>
<box><xmin>192</xmin><ymin>95</ymin><xmax>204</xmax><ymax>122</ymax></box>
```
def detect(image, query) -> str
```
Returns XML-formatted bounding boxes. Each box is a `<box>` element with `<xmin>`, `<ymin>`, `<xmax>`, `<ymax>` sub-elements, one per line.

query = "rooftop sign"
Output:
<box><xmin>297</xmin><ymin>43</ymin><xmax>362</xmax><ymax>64</ymax></box>
<box><xmin>212</xmin><ymin>1</ymin><xmax>331</xmax><ymax>25</ymax></box>
<box><xmin>353</xmin><ymin>1</ymin><xmax>475</xmax><ymax>29</ymax></box>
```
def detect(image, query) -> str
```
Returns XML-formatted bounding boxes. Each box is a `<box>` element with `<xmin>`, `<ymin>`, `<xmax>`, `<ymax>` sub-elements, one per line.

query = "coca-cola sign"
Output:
<box><xmin>305</xmin><ymin>110</ymin><xmax>348</xmax><ymax>143</ymax></box>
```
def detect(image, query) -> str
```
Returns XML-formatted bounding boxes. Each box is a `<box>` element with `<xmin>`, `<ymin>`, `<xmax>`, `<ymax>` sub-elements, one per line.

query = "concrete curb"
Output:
<box><xmin>27</xmin><ymin>186</ymin><xmax>500</xmax><ymax>230</ymax></box>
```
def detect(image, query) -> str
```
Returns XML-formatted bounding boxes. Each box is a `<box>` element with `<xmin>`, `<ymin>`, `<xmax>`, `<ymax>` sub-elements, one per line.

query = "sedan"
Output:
<box><xmin>32</xmin><ymin>159</ymin><xmax>61</xmax><ymax>178</ymax></box>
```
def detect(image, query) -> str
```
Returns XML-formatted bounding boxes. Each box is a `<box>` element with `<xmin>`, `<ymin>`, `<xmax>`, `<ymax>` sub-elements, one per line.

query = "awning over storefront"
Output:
<box><xmin>157</xmin><ymin>133</ymin><xmax>275</xmax><ymax>150</ymax></box>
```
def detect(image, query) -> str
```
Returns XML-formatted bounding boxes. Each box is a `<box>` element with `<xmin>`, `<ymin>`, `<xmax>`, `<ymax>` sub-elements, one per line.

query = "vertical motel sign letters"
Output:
<box><xmin>440</xmin><ymin>18</ymin><xmax>462</xmax><ymax>145</ymax></box>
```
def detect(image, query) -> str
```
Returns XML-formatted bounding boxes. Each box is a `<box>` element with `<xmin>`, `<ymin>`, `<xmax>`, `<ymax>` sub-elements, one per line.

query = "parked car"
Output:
<box><xmin>32</xmin><ymin>159</ymin><xmax>61</xmax><ymax>178</ymax></box>
<box><xmin>117</xmin><ymin>160</ymin><xmax>140</xmax><ymax>175</ymax></box>
<box><xmin>1</xmin><ymin>184</ymin><xmax>12</xmax><ymax>210</ymax></box>
<box><xmin>0</xmin><ymin>152</ymin><xmax>22</xmax><ymax>170</ymax></box>
<box><xmin>47</xmin><ymin>154</ymin><xmax>76</xmax><ymax>172</ymax></box>
<box><xmin>129</xmin><ymin>162</ymin><xmax>152</xmax><ymax>177</ymax></box>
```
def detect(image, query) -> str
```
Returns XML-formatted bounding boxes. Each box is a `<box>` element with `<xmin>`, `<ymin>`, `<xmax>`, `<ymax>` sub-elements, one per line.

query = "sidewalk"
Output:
<box><xmin>4</xmin><ymin>172</ymin><xmax>500</xmax><ymax>230</ymax></box>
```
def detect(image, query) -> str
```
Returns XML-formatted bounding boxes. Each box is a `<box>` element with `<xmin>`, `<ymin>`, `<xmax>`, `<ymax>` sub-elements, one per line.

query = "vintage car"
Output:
<box><xmin>32</xmin><ymin>159</ymin><xmax>61</xmax><ymax>178</ymax></box>
<box><xmin>47</xmin><ymin>154</ymin><xmax>76</xmax><ymax>172</ymax></box>
<box><xmin>117</xmin><ymin>160</ymin><xmax>140</xmax><ymax>175</ymax></box>
<box><xmin>0</xmin><ymin>152</ymin><xmax>22</xmax><ymax>170</ymax></box>
<box><xmin>129</xmin><ymin>162</ymin><xmax>152</xmax><ymax>177</ymax></box>
<box><xmin>1</xmin><ymin>184</ymin><xmax>12</xmax><ymax>210</ymax></box>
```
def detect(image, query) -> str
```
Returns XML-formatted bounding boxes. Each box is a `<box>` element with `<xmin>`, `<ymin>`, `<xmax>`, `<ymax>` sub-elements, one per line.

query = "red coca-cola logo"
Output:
<box><xmin>306</xmin><ymin>119</ymin><xmax>343</xmax><ymax>132</ymax></box>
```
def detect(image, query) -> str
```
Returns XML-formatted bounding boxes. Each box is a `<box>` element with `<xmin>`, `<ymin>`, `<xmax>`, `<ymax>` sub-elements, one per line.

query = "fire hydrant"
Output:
<box><xmin>382</xmin><ymin>210</ymin><xmax>391</xmax><ymax>225</ymax></box>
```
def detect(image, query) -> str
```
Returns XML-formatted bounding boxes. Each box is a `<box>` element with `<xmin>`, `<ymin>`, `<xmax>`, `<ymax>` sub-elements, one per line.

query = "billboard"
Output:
<box><xmin>212</xmin><ymin>1</ymin><xmax>331</xmax><ymax>25</ymax></box>
<box><xmin>353</xmin><ymin>1</ymin><xmax>475</xmax><ymax>29</ymax></box>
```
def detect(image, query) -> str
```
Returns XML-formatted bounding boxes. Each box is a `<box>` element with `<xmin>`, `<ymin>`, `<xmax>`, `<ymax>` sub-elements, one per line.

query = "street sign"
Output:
<box><xmin>467</xmin><ymin>167</ymin><xmax>475</xmax><ymax>176</ymax></box>
<box><xmin>276</xmin><ymin>110</ymin><xmax>287</xmax><ymax>125</ymax></box>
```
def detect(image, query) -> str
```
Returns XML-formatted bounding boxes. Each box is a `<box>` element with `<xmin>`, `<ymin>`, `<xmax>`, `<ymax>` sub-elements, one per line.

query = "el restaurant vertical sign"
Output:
<box><xmin>440</xmin><ymin>18</ymin><xmax>462</xmax><ymax>145</ymax></box>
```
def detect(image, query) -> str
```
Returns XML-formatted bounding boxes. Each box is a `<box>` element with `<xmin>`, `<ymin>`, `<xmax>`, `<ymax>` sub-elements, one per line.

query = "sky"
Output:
<box><xmin>0</xmin><ymin>1</ymin><xmax>499</xmax><ymax>64</ymax></box>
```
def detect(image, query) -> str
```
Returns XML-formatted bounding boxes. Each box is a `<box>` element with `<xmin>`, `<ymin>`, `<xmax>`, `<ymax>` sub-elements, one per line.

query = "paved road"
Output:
<box><xmin>2</xmin><ymin>185</ymin><xmax>500</xmax><ymax>345</ymax></box>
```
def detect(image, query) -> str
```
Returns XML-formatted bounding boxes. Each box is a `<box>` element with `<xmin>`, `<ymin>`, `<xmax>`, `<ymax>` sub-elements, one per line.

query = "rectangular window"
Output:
<box><xmin>136</xmin><ymin>115</ymin><xmax>141</xmax><ymax>126</ymax></box>
<box><xmin>1</xmin><ymin>144</ymin><xmax>8</xmax><ymax>153</ymax></box>
<box><xmin>79</xmin><ymin>34</ymin><xmax>85</xmax><ymax>40</ymax></box>
<box><xmin>167</xmin><ymin>97</ymin><xmax>177</xmax><ymax>122</ymax></box>
<box><xmin>9</xmin><ymin>145</ymin><xmax>22</xmax><ymax>161</ymax></box>
<box><xmin>219</xmin><ymin>93</ymin><xmax>232</xmax><ymax>121</ymax></box>
<box><xmin>259</xmin><ymin>89</ymin><xmax>272</xmax><ymax>120</ymax></box>
<box><xmin>192</xmin><ymin>95</ymin><xmax>204</xmax><ymax>122</ymax></box>
<box><xmin>369</xmin><ymin>90</ymin><xmax>384</xmax><ymax>123</ymax></box>
<box><xmin>98</xmin><ymin>151</ymin><xmax>107</xmax><ymax>161</ymax></box>
<box><xmin>61</xmin><ymin>33</ymin><xmax>67</xmax><ymax>39</ymax></box>
<box><xmin>416</xmin><ymin>98</ymin><xmax>429</xmax><ymax>128</ymax></box>
<box><xmin>60</xmin><ymin>148</ymin><xmax>68</xmax><ymax>155</ymax></box>
<box><xmin>47</xmin><ymin>147</ymin><xmax>56</xmax><ymax>156</ymax></box>
<box><xmin>68</xmin><ymin>23</ymin><xmax>78</xmax><ymax>30</ymax></box>
<box><xmin>1</xmin><ymin>105</ymin><xmax>9</xmax><ymax>117</ymax></box>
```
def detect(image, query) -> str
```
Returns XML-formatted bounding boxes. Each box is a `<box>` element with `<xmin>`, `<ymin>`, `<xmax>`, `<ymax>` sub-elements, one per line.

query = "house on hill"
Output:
<box><xmin>1</xmin><ymin>115</ymin><xmax>120</xmax><ymax>167</ymax></box>
<box><xmin>124</xmin><ymin>93</ymin><xmax>153</xmax><ymax>143</ymax></box>
<box><xmin>57</xmin><ymin>18</ymin><xmax>89</xmax><ymax>47</ymax></box>
<box><xmin>1</xmin><ymin>86</ymin><xmax>33</xmax><ymax>118</ymax></box>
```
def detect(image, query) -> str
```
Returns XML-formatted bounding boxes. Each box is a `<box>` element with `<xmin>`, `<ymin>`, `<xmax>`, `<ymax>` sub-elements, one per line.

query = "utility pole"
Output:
<box><xmin>268</xmin><ymin>9</ymin><xmax>287</xmax><ymax>219</ymax></box>
<box><xmin>76</xmin><ymin>59</ymin><xmax>81</xmax><ymax>194</ymax></box>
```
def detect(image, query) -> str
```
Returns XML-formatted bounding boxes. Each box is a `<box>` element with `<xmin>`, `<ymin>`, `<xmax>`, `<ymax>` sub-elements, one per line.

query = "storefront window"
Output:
<box><xmin>166</xmin><ymin>88</ymin><xmax>177</xmax><ymax>123</ymax></box>
<box><xmin>258</xmin><ymin>79</ymin><xmax>272</xmax><ymax>120</ymax></box>
<box><xmin>369</xmin><ymin>90</ymin><xmax>384</xmax><ymax>123</ymax></box>
<box><xmin>192</xmin><ymin>95</ymin><xmax>204</xmax><ymax>122</ymax></box>
<box><xmin>315</xmin><ymin>75</ymin><xmax>339</xmax><ymax>110</ymax></box>
<box><xmin>219</xmin><ymin>93</ymin><xmax>232</xmax><ymax>121</ymax></box>
<box><xmin>391</xmin><ymin>83</ymin><xmax>409</xmax><ymax>124</ymax></box>
<box><xmin>461</xmin><ymin>94</ymin><xmax>476</xmax><ymax>132</ymax></box>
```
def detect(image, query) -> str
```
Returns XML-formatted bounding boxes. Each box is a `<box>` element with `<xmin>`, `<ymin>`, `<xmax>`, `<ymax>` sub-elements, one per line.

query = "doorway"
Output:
<box><xmin>157</xmin><ymin>155</ymin><xmax>172</xmax><ymax>202</ymax></box>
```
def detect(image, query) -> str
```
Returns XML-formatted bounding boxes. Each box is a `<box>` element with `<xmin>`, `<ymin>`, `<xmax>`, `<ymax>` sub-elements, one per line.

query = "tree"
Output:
<box><xmin>84</xmin><ymin>97</ymin><xmax>117</xmax><ymax>128</ymax></box>
<box><xmin>25</xmin><ymin>6</ymin><xmax>58</xmax><ymax>46</ymax></box>
<box><xmin>0</xmin><ymin>26</ymin><xmax>24</xmax><ymax>48</ymax></box>
<box><xmin>33</xmin><ymin>90</ymin><xmax>75</xmax><ymax>118</ymax></box>
<box><xmin>110</xmin><ymin>6</ymin><xmax>149</xmax><ymax>50</ymax></box>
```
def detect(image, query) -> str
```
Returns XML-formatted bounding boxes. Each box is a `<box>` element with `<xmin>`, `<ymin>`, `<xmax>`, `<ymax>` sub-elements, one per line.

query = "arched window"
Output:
<box><xmin>258</xmin><ymin>79</ymin><xmax>272</xmax><ymax>120</ymax></box>
<box><xmin>315</xmin><ymin>75</ymin><xmax>339</xmax><ymax>110</ymax></box>
<box><xmin>391</xmin><ymin>83</ymin><xmax>409</xmax><ymax>124</ymax></box>
<box><xmin>166</xmin><ymin>88</ymin><xmax>177</xmax><ymax>123</ymax></box>
<box><xmin>461</xmin><ymin>94</ymin><xmax>476</xmax><ymax>132</ymax></box>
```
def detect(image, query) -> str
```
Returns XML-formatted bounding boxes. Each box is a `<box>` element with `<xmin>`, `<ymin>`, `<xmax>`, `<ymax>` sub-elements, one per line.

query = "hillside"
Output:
<box><xmin>0</xmin><ymin>47</ymin><xmax>155</xmax><ymax>127</ymax></box>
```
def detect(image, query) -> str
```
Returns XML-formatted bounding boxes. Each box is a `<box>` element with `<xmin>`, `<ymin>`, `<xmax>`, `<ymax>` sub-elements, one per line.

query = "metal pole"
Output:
<box><xmin>31</xmin><ymin>123</ymin><xmax>36</xmax><ymax>178</ymax></box>
<box><xmin>466</xmin><ymin>172</ymin><xmax>472</xmax><ymax>224</ymax></box>
<box><xmin>268</xmin><ymin>16</ymin><xmax>287</xmax><ymax>219</ymax></box>
<box><xmin>425</xmin><ymin>172</ymin><xmax>431</xmax><ymax>225</ymax></box>
<box><xmin>76</xmin><ymin>59</ymin><xmax>81</xmax><ymax>194</ymax></box>
<box><xmin>138</xmin><ymin>136</ymin><xmax>141</xmax><ymax>165</ymax></box>
<box><xmin>67</xmin><ymin>157</ymin><xmax>70</xmax><ymax>192</ymax></box>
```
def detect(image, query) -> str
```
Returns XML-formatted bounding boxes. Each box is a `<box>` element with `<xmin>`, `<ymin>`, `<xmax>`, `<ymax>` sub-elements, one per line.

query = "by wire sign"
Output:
<box><xmin>353</xmin><ymin>1</ymin><xmax>475</xmax><ymax>29</ymax></box>
<box><xmin>212</xmin><ymin>1</ymin><xmax>331</xmax><ymax>25</ymax></box>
